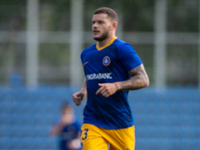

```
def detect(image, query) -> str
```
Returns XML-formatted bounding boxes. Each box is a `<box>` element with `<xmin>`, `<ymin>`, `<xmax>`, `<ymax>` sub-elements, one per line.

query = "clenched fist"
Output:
<box><xmin>72</xmin><ymin>91</ymin><xmax>84</xmax><ymax>106</ymax></box>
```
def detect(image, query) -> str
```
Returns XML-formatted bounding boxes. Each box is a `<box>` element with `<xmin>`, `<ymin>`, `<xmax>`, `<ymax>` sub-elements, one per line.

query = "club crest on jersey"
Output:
<box><xmin>103</xmin><ymin>56</ymin><xmax>111</xmax><ymax>66</ymax></box>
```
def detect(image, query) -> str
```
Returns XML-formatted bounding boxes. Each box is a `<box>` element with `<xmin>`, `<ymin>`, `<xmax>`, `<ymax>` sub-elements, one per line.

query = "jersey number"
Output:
<box><xmin>81</xmin><ymin>128</ymin><xmax>89</xmax><ymax>140</ymax></box>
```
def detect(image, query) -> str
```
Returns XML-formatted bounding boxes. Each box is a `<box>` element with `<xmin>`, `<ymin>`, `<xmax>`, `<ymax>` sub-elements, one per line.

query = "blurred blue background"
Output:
<box><xmin>0</xmin><ymin>0</ymin><xmax>200</xmax><ymax>150</ymax></box>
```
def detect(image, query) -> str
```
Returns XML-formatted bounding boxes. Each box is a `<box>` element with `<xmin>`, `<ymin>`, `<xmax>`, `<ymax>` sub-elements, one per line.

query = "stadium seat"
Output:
<box><xmin>0</xmin><ymin>87</ymin><xmax>199</xmax><ymax>150</ymax></box>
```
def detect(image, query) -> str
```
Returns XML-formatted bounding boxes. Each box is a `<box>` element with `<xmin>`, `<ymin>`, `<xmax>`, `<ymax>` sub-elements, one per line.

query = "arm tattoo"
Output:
<box><xmin>119</xmin><ymin>64</ymin><xmax>149</xmax><ymax>90</ymax></box>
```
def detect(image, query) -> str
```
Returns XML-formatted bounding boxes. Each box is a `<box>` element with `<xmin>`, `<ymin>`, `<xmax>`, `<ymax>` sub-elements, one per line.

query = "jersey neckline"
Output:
<box><xmin>96</xmin><ymin>36</ymin><xmax>117</xmax><ymax>51</ymax></box>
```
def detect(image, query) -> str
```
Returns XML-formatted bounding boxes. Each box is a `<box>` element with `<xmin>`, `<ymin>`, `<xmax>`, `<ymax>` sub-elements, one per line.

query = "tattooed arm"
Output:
<box><xmin>96</xmin><ymin>64</ymin><xmax>149</xmax><ymax>97</ymax></box>
<box><xmin>116</xmin><ymin>64</ymin><xmax>149</xmax><ymax>90</ymax></box>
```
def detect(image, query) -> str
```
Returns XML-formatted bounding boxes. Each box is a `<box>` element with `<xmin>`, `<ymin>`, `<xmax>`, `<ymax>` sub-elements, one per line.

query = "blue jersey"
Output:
<box><xmin>80</xmin><ymin>37</ymin><xmax>142</xmax><ymax>129</ymax></box>
<box><xmin>59</xmin><ymin>120</ymin><xmax>81</xmax><ymax>150</ymax></box>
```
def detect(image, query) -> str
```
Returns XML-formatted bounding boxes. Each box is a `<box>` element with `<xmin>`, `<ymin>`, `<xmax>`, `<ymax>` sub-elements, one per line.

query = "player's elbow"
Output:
<box><xmin>140</xmin><ymin>75</ymin><xmax>149</xmax><ymax>88</ymax></box>
<box><xmin>144</xmin><ymin>76</ymin><xmax>150</xmax><ymax>87</ymax></box>
<box><xmin>144</xmin><ymin>80</ymin><xmax>150</xmax><ymax>87</ymax></box>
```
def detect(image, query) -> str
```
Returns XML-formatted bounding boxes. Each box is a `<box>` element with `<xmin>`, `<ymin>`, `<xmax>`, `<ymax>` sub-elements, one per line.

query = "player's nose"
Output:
<box><xmin>92</xmin><ymin>22</ymin><xmax>98</xmax><ymax>28</ymax></box>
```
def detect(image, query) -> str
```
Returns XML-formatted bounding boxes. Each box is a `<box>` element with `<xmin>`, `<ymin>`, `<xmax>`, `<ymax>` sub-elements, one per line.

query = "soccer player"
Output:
<box><xmin>72</xmin><ymin>7</ymin><xmax>149</xmax><ymax>150</ymax></box>
<box><xmin>49</xmin><ymin>102</ymin><xmax>81</xmax><ymax>150</ymax></box>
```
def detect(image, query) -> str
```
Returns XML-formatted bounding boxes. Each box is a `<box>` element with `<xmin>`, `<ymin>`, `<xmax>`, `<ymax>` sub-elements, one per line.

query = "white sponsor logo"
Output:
<box><xmin>86</xmin><ymin>73</ymin><xmax>112</xmax><ymax>80</ymax></box>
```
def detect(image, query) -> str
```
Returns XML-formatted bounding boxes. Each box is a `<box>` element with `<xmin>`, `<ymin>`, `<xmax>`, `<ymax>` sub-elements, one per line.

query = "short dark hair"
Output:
<box><xmin>94</xmin><ymin>7</ymin><xmax>118</xmax><ymax>22</ymax></box>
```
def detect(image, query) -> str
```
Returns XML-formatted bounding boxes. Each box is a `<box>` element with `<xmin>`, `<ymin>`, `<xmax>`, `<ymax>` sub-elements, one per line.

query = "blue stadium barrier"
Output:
<box><xmin>0</xmin><ymin>86</ymin><xmax>199</xmax><ymax>150</ymax></box>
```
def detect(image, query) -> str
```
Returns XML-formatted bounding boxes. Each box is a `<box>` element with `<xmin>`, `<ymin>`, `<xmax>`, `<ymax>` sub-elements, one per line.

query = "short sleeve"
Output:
<box><xmin>118</xmin><ymin>43</ymin><xmax>142</xmax><ymax>72</ymax></box>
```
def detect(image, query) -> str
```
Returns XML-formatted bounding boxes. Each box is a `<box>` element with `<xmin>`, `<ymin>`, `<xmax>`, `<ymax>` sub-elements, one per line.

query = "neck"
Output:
<box><xmin>98</xmin><ymin>34</ymin><xmax>115</xmax><ymax>48</ymax></box>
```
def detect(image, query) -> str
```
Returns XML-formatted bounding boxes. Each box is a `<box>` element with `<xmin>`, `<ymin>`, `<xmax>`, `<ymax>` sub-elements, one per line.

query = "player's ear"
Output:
<box><xmin>113</xmin><ymin>22</ymin><xmax>117</xmax><ymax>29</ymax></box>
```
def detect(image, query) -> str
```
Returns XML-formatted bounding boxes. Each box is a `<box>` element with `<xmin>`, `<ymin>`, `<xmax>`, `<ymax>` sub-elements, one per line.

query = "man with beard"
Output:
<box><xmin>72</xmin><ymin>7</ymin><xmax>149</xmax><ymax>150</ymax></box>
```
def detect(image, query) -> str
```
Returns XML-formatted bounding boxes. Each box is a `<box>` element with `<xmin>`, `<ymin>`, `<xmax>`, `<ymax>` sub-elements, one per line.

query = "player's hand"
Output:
<box><xmin>72</xmin><ymin>91</ymin><xmax>84</xmax><ymax>106</ymax></box>
<box><xmin>96</xmin><ymin>83</ymin><xmax>118</xmax><ymax>97</ymax></box>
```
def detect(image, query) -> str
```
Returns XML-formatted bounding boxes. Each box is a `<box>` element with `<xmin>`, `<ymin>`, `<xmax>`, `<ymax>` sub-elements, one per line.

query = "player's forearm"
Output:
<box><xmin>115</xmin><ymin>64</ymin><xmax>149</xmax><ymax>90</ymax></box>
<box><xmin>115</xmin><ymin>74</ymin><xmax>149</xmax><ymax>91</ymax></box>
<box><xmin>81</xmin><ymin>78</ymin><xmax>87</xmax><ymax>98</ymax></box>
